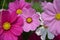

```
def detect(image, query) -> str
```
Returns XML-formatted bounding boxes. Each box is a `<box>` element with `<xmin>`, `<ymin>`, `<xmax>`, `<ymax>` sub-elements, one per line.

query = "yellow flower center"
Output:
<box><xmin>55</xmin><ymin>13</ymin><xmax>60</xmax><ymax>20</ymax></box>
<box><xmin>16</xmin><ymin>9</ymin><xmax>22</xmax><ymax>14</ymax></box>
<box><xmin>26</xmin><ymin>17</ymin><xmax>32</xmax><ymax>23</ymax></box>
<box><xmin>3</xmin><ymin>22</ymin><xmax>11</xmax><ymax>30</ymax></box>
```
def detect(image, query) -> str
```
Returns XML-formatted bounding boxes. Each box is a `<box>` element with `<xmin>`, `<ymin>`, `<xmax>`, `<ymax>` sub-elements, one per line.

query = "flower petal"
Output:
<box><xmin>55</xmin><ymin>21</ymin><xmax>60</xmax><ymax>34</ymax></box>
<box><xmin>11</xmin><ymin>25</ymin><xmax>23</xmax><ymax>36</ymax></box>
<box><xmin>11</xmin><ymin>16</ymin><xmax>23</xmax><ymax>36</ymax></box>
<box><xmin>44</xmin><ymin>2</ymin><xmax>56</xmax><ymax>14</ymax></box>
<box><xmin>8</xmin><ymin>1</ymin><xmax>19</xmax><ymax>12</ymax></box>
<box><xmin>32</xmin><ymin>12</ymin><xmax>40</xmax><ymax>19</ymax></box>
<box><xmin>53</xmin><ymin>0</ymin><xmax>60</xmax><ymax>13</ymax></box>
<box><xmin>0</xmin><ymin>29</ymin><xmax>3</xmax><ymax>35</ymax></box>
<box><xmin>48</xmin><ymin>20</ymin><xmax>60</xmax><ymax>35</ymax></box>
<box><xmin>19</xmin><ymin>0</ymin><xmax>25</xmax><ymax>8</ymax></box>
<box><xmin>31</xmin><ymin>20</ymin><xmax>40</xmax><ymax>31</ymax></box>
<box><xmin>41</xmin><ymin>33</ymin><xmax>46</xmax><ymax>40</ymax></box>
<box><xmin>35</xmin><ymin>27</ymin><xmax>44</xmax><ymax>36</ymax></box>
<box><xmin>41</xmin><ymin>12</ymin><xmax>55</xmax><ymax>25</ymax></box>
<box><xmin>13</xmin><ymin>16</ymin><xmax>23</xmax><ymax>26</ymax></box>
<box><xmin>2</xmin><ymin>11</ymin><xmax>10</xmax><ymax>23</ymax></box>
<box><xmin>22</xmin><ymin>8</ymin><xmax>36</xmax><ymax>17</ymax></box>
<box><xmin>10</xmin><ymin>12</ymin><xmax>17</xmax><ymax>23</ymax></box>
<box><xmin>48</xmin><ymin>30</ymin><xmax>55</xmax><ymax>39</ymax></box>
<box><xmin>0</xmin><ymin>32</ymin><xmax>18</xmax><ymax>40</ymax></box>
<box><xmin>23</xmin><ymin>22</ymin><xmax>31</xmax><ymax>32</ymax></box>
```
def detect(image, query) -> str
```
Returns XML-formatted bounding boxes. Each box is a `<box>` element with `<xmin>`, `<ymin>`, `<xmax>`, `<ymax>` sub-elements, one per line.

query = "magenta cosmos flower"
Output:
<box><xmin>21</xmin><ymin>8</ymin><xmax>40</xmax><ymax>32</ymax></box>
<box><xmin>41</xmin><ymin>0</ymin><xmax>60</xmax><ymax>35</ymax></box>
<box><xmin>0</xmin><ymin>10</ymin><xmax>23</xmax><ymax>40</ymax></box>
<box><xmin>8</xmin><ymin>0</ymin><xmax>31</xmax><ymax>15</ymax></box>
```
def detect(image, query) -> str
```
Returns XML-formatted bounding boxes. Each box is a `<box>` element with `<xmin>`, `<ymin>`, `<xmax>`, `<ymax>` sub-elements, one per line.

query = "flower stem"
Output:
<box><xmin>2</xmin><ymin>0</ymin><xmax>5</xmax><ymax>9</ymax></box>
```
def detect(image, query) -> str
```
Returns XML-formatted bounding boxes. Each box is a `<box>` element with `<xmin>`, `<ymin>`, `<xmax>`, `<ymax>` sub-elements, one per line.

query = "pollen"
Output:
<box><xmin>3</xmin><ymin>22</ymin><xmax>11</xmax><ymax>30</ymax></box>
<box><xmin>16</xmin><ymin>9</ymin><xmax>22</xmax><ymax>14</ymax></box>
<box><xmin>55</xmin><ymin>13</ymin><xmax>60</xmax><ymax>20</ymax></box>
<box><xmin>26</xmin><ymin>17</ymin><xmax>32</xmax><ymax>23</ymax></box>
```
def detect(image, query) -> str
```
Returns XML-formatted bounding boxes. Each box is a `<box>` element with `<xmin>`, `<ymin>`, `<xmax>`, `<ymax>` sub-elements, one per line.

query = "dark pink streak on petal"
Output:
<box><xmin>2</xmin><ymin>10</ymin><xmax>10</xmax><ymax>23</ymax></box>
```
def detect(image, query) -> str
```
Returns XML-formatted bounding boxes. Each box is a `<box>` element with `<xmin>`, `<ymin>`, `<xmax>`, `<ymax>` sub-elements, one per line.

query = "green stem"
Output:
<box><xmin>2</xmin><ymin>0</ymin><xmax>5</xmax><ymax>9</ymax></box>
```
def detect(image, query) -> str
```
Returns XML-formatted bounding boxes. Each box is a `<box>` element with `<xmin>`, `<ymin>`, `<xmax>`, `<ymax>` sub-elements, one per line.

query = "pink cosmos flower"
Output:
<box><xmin>0</xmin><ymin>10</ymin><xmax>23</xmax><ymax>40</ymax></box>
<box><xmin>21</xmin><ymin>8</ymin><xmax>40</xmax><ymax>32</ymax></box>
<box><xmin>41</xmin><ymin>0</ymin><xmax>60</xmax><ymax>35</ymax></box>
<box><xmin>8</xmin><ymin>0</ymin><xmax>31</xmax><ymax>15</ymax></box>
<box><xmin>41</xmin><ymin>1</ymin><xmax>52</xmax><ymax>10</ymax></box>
<box><xmin>41</xmin><ymin>1</ymin><xmax>47</xmax><ymax>7</ymax></box>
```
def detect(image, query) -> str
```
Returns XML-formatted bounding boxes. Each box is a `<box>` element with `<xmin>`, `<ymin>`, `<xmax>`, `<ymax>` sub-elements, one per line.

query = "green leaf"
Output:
<box><xmin>25</xmin><ymin>0</ymin><xmax>32</xmax><ymax>2</ymax></box>
<box><xmin>46</xmin><ymin>0</ymin><xmax>53</xmax><ymax>2</ymax></box>
<box><xmin>0</xmin><ymin>0</ymin><xmax>3</xmax><ymax>9</ymax></box>
<box><xmin>0</xmin><ymin>0</ymin><xmax>14</xmax><ymax>9</ymax></box>
<box><xmin>23</xmin><ymin>31</ymin><xmax>33</xmax><ymax>40</ymax></box>
<box><xmin>32</xmin><ymin>2</ymin><xmax>43</xmax><ymax>13</ymax></box>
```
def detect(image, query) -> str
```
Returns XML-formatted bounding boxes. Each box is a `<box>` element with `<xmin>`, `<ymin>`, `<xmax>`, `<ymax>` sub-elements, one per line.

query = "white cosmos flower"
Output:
<box><xmin>35</xmin><ymin>26</ymin><xmax>55</xmax><ymax>40</ymax></box>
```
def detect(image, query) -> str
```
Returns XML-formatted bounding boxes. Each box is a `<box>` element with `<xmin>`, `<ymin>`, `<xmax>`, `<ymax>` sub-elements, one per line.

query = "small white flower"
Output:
<box><xmin>35</xmin><ymin>26</ymin><xmax>55</xmax><ymax>40</ymax></box>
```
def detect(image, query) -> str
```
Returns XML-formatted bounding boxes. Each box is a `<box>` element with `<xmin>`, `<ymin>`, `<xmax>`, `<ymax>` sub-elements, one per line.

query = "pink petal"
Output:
<box><xmin>10</xmin><ymin>25</ymin><xmax>23</xmax><ymax>36</ymax></box>
<box><xmin>22</xmin><ymin>8</ymin><xmax>36</xmax><ymax>17</ymax></box>
<box><xmin>41</xmin><ymin>1</ymin><xmax>47</xmax><ymax>7</ymax></box>
<box><xmin>19</xmin><ymin>0</ymin><xmax>25</xmax><ymax>8</ymax></box>
<box><xmin>55</xmin><ymin>21</ymin><xmax>60</xmax><ymax>34</ymax></box>
<box><xmin>0</xmin><ymin>32</ymin><xmax>18</xmax><ymax>40</ymax></box>
<box><xmin>48</xmin><ymin>20</ymin><xmax>56</xmax><ymax>31</ymax></box>
<box><xmin>10</xmin><ymin>16</ymin><xmax>23</xmax><ymax>36</ymax></box>
<box><xmin>13</xmin><ymin>16</ymin><xmax>23</xmax><ymax>26</ymax></box>
<box><xmin>41</xmin><ymin>12</ymin><xmax>54</xmax><ymax>22</ymax></box>
<box><xmin>44</xmin><ymin>2</ymin><xmax>56</xmax><ymax>14</ymax></box>
<box><xmin>53</xmin><ymin>0</ymin><xmax>60</xmax><ymax>13</ymax></box>
<box><xmin>10</xmin><ymin>12</ymin><xmax>17</xmax><ymax>23</ymax></box>
<box><xmin>28</xmin><ymin>8</ymin><xmax>36</xmax><ymax>16</ymax></box>
<box><xmin>2</xmin><ymin>11</ymin><xmax>10</xmax><ymax>23</ymax></box>
<box><xmin>0</xmin><ymin>29</ymin><xmax>3</xmax><ymax>35</ymax></box>
<box><xmin>45</xmin><ymin>9</ymin><xmax>55</xmax><ymax>16</ymax></box>
<box><xmin>48</xmin><ymin>20</ymin><xmax>60</xmax><ymax>35</ymax></box>
<box><xmin>23</xmin><ymin>22</ymin><xmax>31</xmax><ymax>32</ymax></box>
<box><xmin>24</xmin><ymin>2</ymin><xmax>31</xmax><ymax>9</ymax></box>
<box><xmin>9</xmin><ymin>1</ymin><xmax>19</xmax><ymax>12</ymax></box>
<box><xmin>32</xmin><ymin>13</ymin><xmax>40</xmax><ymax>19</ymax></box>
<box><xmin>31</xmin><ymin>20</ymin><xmax>40</xmax><ymax>31</ymax></box>
<box><xmin>19</xmin><ymin>0</ymin><xmax>25</xmax><ymax>2</ymax></box>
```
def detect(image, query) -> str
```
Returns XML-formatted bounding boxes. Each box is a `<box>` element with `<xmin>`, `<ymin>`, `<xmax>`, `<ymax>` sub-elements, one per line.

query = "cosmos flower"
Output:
<box><xmin>41</xmin><ymin>1</ymin><xmax>47</xmax><ymax>7</ymax></box>
<box><xmin>36</xmin><ymin>13</ymin><xmax>55</xmax><ymax>40</ymax></box>
<box><xmin>41</xmin><ymin>0</ymin><xmax>60</xmax><ymax>35</ymax></box>
<box><xmin>0</xmin><ymin>10</ymin><xmax>23</xmax><ymax>40</ymax></box>
<box><xmin>41</xmin><ymin>1</ymin><xmax>52</xmax><ymax>10</ymax></box>
<box><xmin>8</xmin><ymin>0</ymin><xmax>31</xmax><ymax>15</ymax></box>
<box><xmin>36</xmin><ymin>26</ymin><xmax>55</xmax><ymax>40</ymax></box>
<box><xmin>21</xmin><ymin>8</ymin><xmax>40</xmax><ymax>32</ymax></box>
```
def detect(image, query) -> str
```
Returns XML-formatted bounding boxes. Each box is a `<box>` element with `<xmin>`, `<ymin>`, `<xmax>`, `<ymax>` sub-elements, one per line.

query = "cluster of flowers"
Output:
<box><xmin>36</xmin><ymin>0</ymin><xmax>60</xmax><ymax>40</ymax></box>
<box><xmin>0</xmin><ymin>0</ymin><xmax>40</xmax><ymax>40</ymax></box>
<box><xmin>0</xmin><ymin>0</ymin><xmax>60</xmax><ymax>40</ymax></box>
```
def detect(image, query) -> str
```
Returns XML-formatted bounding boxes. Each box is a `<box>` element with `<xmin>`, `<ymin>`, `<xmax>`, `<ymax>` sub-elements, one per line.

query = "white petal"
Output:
<box><xmin>48</xmin><ymin>30</ymin><xmax>55</xmax><ymax>39</ymax></box>
<box><xmin>41</xmin><ymin>33</ymin><xmax>46</xmax><ymax>40</ymax></box>
<box><xmin>35</xmin><ymin>27</ymin><xmax>46</xmax><ymax>36</ymax></box>
<box><xmin>35</xmin><ymin>27</ymin><xmax>42</xmax><ymax>36</ymax></box>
